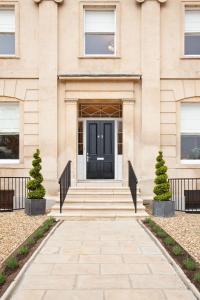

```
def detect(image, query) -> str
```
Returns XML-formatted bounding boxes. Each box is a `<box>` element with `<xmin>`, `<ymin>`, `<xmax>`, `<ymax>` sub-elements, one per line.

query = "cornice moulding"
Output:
<box><xmin>34</xmin><ymin>0</ymin><xmax>64</xmax><ymax>4</ymax></box>
<box><xmin>136</xmin><ymin>0</ymin><xmax>167</xmax><ymax>3</ymax></box>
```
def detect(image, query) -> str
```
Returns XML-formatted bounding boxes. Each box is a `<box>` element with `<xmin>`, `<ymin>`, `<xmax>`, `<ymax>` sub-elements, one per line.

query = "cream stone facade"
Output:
<box><xmin>1</xmin><ymin>0</ymin><xmax>200</xmax><ymax>200</ymax></box>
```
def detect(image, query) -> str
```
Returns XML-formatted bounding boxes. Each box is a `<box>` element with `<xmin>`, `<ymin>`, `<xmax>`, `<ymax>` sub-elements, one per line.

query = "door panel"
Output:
<box><xmin>87</xmin><ymin>121</ymin><xmax>114</xmax><ymax>179</ymax></box>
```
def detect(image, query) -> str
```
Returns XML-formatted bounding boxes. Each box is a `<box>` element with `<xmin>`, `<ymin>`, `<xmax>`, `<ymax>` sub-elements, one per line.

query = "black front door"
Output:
<box><xmin>87</xmin><ymin>121</ymin><xmax>115</xmax><ymax>179</ymax></box>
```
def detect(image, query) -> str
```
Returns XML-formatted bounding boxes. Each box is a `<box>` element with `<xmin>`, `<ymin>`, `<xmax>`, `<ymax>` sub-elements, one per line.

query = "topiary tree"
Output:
<box><xmin>27</xmin><ymin>149</ymin><xmax>46</xmax><ymax>199</ymax></box>
<box><xmin>153</xmin><ymin>151</ymin><xmax>171</xmax><ymax>201</ymax></box>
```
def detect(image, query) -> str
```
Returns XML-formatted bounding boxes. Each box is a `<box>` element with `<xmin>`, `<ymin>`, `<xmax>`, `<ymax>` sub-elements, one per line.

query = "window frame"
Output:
<box><xmin>181</xmin><ymin>2</ymin><xmax>200</xmax><ymax>59</ymax></box>
<box><xmin>0</xmin><ymin>2</ymin><xmax>19</xmax><ymax>59</ymax></box>
<box><xmin>0</xmin><ymin>99</ymin><xmax>23</xmax><ymax>166</ymax></box>
<box><xmin>84</xmin><ymin>8</ymin><xmax>116</xmax><ymax>57</ymax></box>
<box><xmin>179</xmin><ymin>100</ymin><xmax>200</xmax><ymax>165</ymax></box>
<box><xmin>79</xmin><ymin>1</ymin><xmax>121</xmax><ymax>59</ymax></box>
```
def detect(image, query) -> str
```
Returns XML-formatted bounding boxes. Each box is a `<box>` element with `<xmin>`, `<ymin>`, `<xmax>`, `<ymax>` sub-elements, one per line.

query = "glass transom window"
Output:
<box><xmin>185</xmin><ymin>8</ymin><xmax>200</xmax><ymax>55</ymax></box>
<box><xmin>0</xmin><ymin>7</ymin><xmax>15</xmax><ymax>55</ymax></box>
<box><xmin>79</xmin><ymin>103</ymin><xmax>122</xmax><ymax>118</ymax></box>
<box><xmin>181</xmin><ymin>103</ymin><xmax>200</xmax><ymax>161</ymax></box>
<box><xmin>0</xmin><ymin>103</ymin><xmax>19</xmax><ymax>160</ymax></box>
<box><xmin>84</xmin><ymin>9</ymin><xmax>115</xmax><ymax>55</ymax></box>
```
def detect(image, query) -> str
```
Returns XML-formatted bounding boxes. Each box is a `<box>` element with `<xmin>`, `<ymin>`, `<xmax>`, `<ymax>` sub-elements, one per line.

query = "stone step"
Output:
<box><xmin>48</xmin><ymin>210</ymin><xmax>148</xmax><ymax>220</ymax></box>
<box><xmin>76</xmin><ymin>180</ymin><xmax>123</xmax><ymax>188</ymax></box>
<box><xmin>51</xmin><ymin>203</ymin><xmax>145</xmax><ymax>212</ymax></box>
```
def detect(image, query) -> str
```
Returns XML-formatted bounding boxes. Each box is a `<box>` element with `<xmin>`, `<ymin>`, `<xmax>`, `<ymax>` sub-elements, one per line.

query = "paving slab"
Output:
<box><xmin>11</xmin><ymin>221</ymin><xmax>196</xmax><ymax>300</ymax></box>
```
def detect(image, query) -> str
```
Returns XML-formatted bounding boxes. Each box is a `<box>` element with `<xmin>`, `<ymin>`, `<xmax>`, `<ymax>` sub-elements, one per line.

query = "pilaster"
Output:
<box><xmin>139</xmin><ymin>0</ymin><xmax>163</xmax><ymax>195</ymax></box>
<box><xmin>65</xmin><ymin>99</ymin><xmax>78</xmax><ymax>187</ymax></box>
<box><xmin>122</xmin><ymin>99</ymin><xmax>135</xmax><ymax>187</ymax></box>
<box><xmin>37</xmin><ymin>0</ymin><xmax>59</xmax><ymax>194</ymax></box>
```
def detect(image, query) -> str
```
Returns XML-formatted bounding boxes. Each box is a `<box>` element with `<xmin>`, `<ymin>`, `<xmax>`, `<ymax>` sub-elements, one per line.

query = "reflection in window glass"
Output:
<box><xmin>78</xmin><ymin>121</ymin><xmax>83</xmax><ymax>155</ymax></box>
<box><xmin>0</xmin><ymin>134</ymin><xmax>19</xmax><ymax>159</ymax></box>
<box><xmin>118</xmin><ymin>121</ymin><xmax>123</xmax><ymax>155</ymax></box>
<box><xmin>181</xmin><ymin>135</ymin><xmax>200</xmax><ymax>160</ymax></box>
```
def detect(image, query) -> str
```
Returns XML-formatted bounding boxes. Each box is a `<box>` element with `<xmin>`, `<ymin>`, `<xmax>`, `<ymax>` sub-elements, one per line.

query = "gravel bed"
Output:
<box><xmin>0</xmin><ymin>211</ymin><xmax>47</xmax><ymax>266</ymax></box>
<box><xmin>151</xmin><ymin>212</ymin><xmax>200</xmax><ymax>264</ymax></box>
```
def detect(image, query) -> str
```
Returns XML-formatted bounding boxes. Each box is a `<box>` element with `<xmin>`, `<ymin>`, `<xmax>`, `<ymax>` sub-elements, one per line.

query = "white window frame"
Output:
<box><xmin>184</xmin><ymin>5</ymin><xmax>200</xmax><ymax>57</ymax></box>
<box><xmin>84</xmin><ymin>8</ymin><xmax>116</xmax><ymax>57</ymax></box>
<box><xmin>0</xmin><ymin>102</ymin><xmax>20</xmax><ymax>164</ymax></box>
<box><xmin>0</xmin><ymin>2</ymin><xmax>19</xmax><ymax>58</ymax></box>
<box><xmin>181</xmin><ymin>102</ymin><xmax>200</xmax><ymax>164</ymax></box>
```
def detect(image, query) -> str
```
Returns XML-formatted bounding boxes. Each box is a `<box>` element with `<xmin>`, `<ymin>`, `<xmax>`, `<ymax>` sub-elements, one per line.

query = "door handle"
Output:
<box><xmin>97</xmin><ymin>157</ymin><xmax>104</xmax><ymax>161</ymax></box>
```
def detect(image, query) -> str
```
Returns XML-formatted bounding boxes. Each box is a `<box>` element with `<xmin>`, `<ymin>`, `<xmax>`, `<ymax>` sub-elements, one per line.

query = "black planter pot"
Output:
<box><xmin>153</xmin><ymin>200</ymin><xmax>175</xmax><ymax>218</ymax></box>
<box><xmin>25</xmin><ymin>198</ymin><xmax>46</xmax><ymax>216</ymax></box>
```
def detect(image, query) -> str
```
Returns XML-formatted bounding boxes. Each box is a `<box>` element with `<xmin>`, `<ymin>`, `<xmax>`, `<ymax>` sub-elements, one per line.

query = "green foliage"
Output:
<box><xmin>183</xmin><ymin>258</ymin><xmax>197</xmax><ymax>271</ymax></box>
<box><xmin>27</xmin><ymin>149</ymin><xmax>46</xmax><ymax>199</ymax></box>
<box><xmin>194</xmin><ymin>272</ymin><xmax>200</xmax><ymax>283</ymax></box>
<box><xmin>18</xmin><ymin>246</ymin><xmax>29</xmax><ymax>256</ymax></box>
<box><xmin>164</xmin><ymin>236</ymin><xmax>175</xmax><ymax>246</ymax></box>
<box><xmin>34</xmin><ymin>228</ymin><xmax>45</xmax><ymax>240</ymax></box>
<box><xmin>172</xmin><ymin>245</ymin><xmax>183</xmax><ymax>256</ymax></box>
<box><xmin>145</xmin><ymin>218</ymin><xmax>153</xmax><ymax>225</ymax></box>
<box><xmin>156</xmin><ymin>230</ymin><xmax>167</xmax><ymax>238</ymax></box>
<box><xmin>6</xmin><ymin>257</ymin><xmax>19</xmax><ymax>270</ymax></box>
<box><xmin>0</xmin><ymin>273</ymin><xmax>6</xmax><ymax>285</ymax></box>
<box><xmin>26</xmin><ymin>237</ymin><xmax>36</xmax><ymax>247</ymax></box>
<box><xmin>154</xmin><ymin>151</ymin><xmax>172</xmax><ymax>201</ymax></box>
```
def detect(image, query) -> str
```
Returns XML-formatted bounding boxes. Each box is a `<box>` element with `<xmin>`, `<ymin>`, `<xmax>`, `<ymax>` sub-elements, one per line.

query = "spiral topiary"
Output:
<box><xmin>153</xmin><ymin>151</ymin><xmax>172</xmax><ymax>201</ymax></box>
<box><xmin>27</xmin><ymin>149</ymin><xmax>46</xmax><ymax>199</ymax></box>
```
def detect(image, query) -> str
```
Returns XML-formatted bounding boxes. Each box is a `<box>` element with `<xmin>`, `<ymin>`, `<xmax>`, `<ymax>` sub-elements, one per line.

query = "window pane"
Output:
<box><xmin>118</xmin><ymin>121</ymin><xmax>123</xmax><ymax>155</ymax></box>
<box><xmin>0</xmin><ymin>134</ymin><xmax>19</xmax><ymax>159</ymax></box>
<box><xmin>181</xmin><ymin>135</ymin><xmax>200</xmax><ymax>160</ymax></box>
<box><xmin>0</xmin><ymin>102</ymin><xmax>19</xmax><ymax>132</ymax></box>
<box><xmin>78</xmin><ymin>121</ymin><xmax>83</xmax><ymax>155</ymax></box>
<box><xmin>0</xmin><ymin>33</ymin><xmax>15</xmax><ymax>55</ymax></box>
<box><xmin>85</xmin><ymin>10</ymin><xmax>115</xmax><ymax>33</ymax></box>
<box><xmin>85</xmin><ymin>33</ymin><xmax>114</xmax><ymax>55</ymax></box>
<box><xmin>185</xmin><ymin>10</ymin><xmax>200</xmax><ymax>33</ymax></box>
<box><xmin>185</xmin><ymin>34</ymin><xmax>200</xmax><ymax>55</ymax></box>
<box><xmin>0</xmin><ymin>9</ymin><xmax>15</xmax><ymax>32</ymax></box>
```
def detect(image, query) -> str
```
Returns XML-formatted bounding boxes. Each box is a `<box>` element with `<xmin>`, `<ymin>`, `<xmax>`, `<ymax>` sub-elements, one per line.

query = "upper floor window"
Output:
<box><xmin>185</xmin><ymin>8</ymin><xmax>200</xmax><ymax>55</ymax></box>
<box><xmin>0</xmin><ymin>103</ymin><xmax>19</xmax><ymax>162</ymax></box>
<box><xmin>181</xmin><ymin>103</ymin><xmax>200</xmax><ymax>161</ymax></box>
<box><xmin>0</xmin><ymin>7</ymin><xmax>15</xmax><ymax>55</ymax></box>
<box><xmin>84</xmin><ymin>9</ymin><xmax>115</xmax><ymax>56</ymax></box>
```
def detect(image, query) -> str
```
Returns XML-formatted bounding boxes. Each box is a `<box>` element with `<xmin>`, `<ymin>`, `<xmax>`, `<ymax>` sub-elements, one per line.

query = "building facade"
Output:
<box><xmin>0</xmin><ymin>0</ymin><xmax>200</xmax><ymax>200</ymax></box>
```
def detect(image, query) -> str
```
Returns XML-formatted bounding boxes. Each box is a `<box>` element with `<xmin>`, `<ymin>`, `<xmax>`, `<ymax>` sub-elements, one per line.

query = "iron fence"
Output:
<box><xmin>0</xmin><ymin>177</ymin><xmax>29</xmax><ymax>211</ymax></box>
<box><xmin>169</xmin><ymin>178</ymin><xmax>200</xmax><ymax>213</ymax></box>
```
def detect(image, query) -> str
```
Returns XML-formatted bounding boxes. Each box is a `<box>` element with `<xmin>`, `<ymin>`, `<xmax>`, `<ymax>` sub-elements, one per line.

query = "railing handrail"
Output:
<box><xmin>128</xmin><ymin>161</ymin><xmax>138</xmax><ymax>213</ymax></box>
<box><xmin>59</xmin><ymin>161</ymin><xmax>72</xmax><ymax>184</ymax></box>
<box><xmin>59</xmin><ymin>161</ymin><xmax>71</xmax><ymax>213</ymax></box>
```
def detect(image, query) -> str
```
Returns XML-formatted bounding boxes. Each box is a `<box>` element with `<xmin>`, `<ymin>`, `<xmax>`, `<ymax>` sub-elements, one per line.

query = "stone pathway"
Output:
<box><xmin>11</xmin><ymin>221</ymin><xmax>196</xmax><ymax>300</ymax></box>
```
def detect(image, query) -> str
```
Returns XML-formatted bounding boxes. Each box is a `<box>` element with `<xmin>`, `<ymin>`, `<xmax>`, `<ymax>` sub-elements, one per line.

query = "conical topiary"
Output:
<box><xmin>27</xmin><ymin>149</ymin><xmax>46</xmax><ymax>199</ymax></box>
<box><xmin>153</xmin><ymin>151</ymin><xmax>171</xmax><ymax>201</ymax></box>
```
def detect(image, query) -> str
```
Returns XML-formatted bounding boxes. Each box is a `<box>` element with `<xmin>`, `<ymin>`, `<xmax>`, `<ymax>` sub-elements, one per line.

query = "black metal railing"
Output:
<box><xmin>0</xmin><ymin>177</ymin><xmax>30</xmax><ymax>211</ymax></box>
<box><xmin>169</xmin><ymin>178</ymin><xmax>200</xmax><ymax>213</ymax></box>
<box><xmin>128</xmin><ymin>161</ymin><xmax>138</xmax><ymax>213</ymax></box>
<box><xmin>59</xmin><ymin>161</ymin><xmax>71</xmax><ymax>213</ymax></box>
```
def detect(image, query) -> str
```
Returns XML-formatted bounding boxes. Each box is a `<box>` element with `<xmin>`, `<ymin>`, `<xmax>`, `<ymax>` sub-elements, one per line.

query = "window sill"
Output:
<box><xmin>181</xmin><ymin>55</ymin><xmax>200</xmax><ymax>59</ymax></box>
<box><xmin>181</xmin><ymin>159</ymin><xmax>200</xmax><ymax>165</ymax></box>
<box><xmin>79</xmin><ymin>55</ymin><xmax>121</xmax><ymax>59</ymax></box>
<box><xmin>0</xmin><ymin>55</ymin><xmax>19</xmax><ymax>59</ymax></box>
<box><xmin>0</xmin><ymin>159</ymin><xmax>20</xmax><ymax>164</ymax></box>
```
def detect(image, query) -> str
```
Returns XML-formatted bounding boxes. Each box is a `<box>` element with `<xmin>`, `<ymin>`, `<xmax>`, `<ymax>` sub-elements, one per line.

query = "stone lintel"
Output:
<box><xmin>33</xmin><ymin>0</ymin><xmax>64</xmax><ymax>4</ymax></box>
<box><xmin>136</xmin><ymin>0</ymin><xmax>167</xmax><ymax>3</ymax></box>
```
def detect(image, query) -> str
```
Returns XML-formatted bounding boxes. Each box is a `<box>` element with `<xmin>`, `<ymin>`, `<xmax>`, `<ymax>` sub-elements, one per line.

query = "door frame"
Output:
<box><xmin>78</xmin><ymin>118</ymin><xmax>122</xmax><ymax>180</ymax></box>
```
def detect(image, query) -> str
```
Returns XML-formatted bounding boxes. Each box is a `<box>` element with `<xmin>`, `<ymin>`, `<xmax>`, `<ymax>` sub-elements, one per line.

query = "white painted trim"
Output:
<box><xmin>0</xmin><ymin>159</ymin><xmax>19</xmax><ymax>164</ymax></box>
<box><xmin>181</xmin><ymin>159</ymin><xmax>200</xmax><ymax>164</ymax></box>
